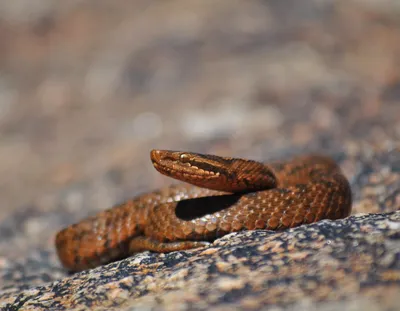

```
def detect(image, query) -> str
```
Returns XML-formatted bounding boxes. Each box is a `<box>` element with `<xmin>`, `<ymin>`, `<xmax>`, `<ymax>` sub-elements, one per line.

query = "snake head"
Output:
<box><xmin>150</xmin><ymin>150</ymin><xmax>276</xmax><ymax>193</ymax></box>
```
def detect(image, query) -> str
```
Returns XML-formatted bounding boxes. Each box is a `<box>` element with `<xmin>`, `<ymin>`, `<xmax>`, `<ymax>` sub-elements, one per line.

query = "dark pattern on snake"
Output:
<box><xmin>55</xmin><ymin>150</ymin><xmax>352</xmax><ymax>271</ymax></box>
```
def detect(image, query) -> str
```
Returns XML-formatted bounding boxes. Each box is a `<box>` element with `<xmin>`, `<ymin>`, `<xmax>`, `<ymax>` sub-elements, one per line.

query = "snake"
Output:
<box><xmin>55</xmin><ymin>150</ymin><xmax>352</xmax><ymax>271</ymax></box>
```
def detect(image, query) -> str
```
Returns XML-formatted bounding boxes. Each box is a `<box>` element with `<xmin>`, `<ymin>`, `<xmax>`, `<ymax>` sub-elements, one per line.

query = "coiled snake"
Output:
<box><xmin>55</xmin><ymin>150</ymin><xmax>352</xmax><ymax>271</ymax></box>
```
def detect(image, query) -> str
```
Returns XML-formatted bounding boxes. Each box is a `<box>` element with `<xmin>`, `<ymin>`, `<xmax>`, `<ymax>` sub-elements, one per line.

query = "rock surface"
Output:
<box><xmin>0</xmin><ymin>0</ymin><xmax>399</xmax><ymax>310</ymax></box>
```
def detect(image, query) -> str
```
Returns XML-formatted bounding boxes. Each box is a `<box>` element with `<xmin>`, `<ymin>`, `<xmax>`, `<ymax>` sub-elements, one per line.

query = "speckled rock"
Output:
<box><xmin>0</xmin><ymin>0</ymin><xmax>399</xmax><ymax>310</ymax></box>
<box><xmin>1</xmin><ymin>212</ymin><xmax>399</xmax><ymax>310</ymax></box>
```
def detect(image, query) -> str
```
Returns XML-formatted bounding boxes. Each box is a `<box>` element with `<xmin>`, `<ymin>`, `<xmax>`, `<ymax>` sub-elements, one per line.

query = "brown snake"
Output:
<box><xmin>55</xmin><ymin>150</ymin><xmax>352</xmax><ymax>271</ymax></box>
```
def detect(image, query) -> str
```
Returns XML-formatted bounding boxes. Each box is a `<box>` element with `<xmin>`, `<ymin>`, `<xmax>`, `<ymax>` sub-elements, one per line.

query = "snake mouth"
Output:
<box><xmin>150</xmin><ymin>149</ymin><xmax>227</xmax><ymax>182</ymax></box>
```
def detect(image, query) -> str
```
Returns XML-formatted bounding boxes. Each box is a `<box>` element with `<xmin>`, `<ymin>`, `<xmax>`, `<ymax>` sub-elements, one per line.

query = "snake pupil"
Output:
<box><xmin>180</xmin><ymin>153</ymin><xmax>191</xmax><ymax>163</ymax></box>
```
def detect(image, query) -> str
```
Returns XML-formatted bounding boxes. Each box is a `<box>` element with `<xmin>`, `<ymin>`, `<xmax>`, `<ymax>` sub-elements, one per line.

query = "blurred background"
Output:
<box><xmin>0</xmin><ymin>0</ymin><xmax>399</xmax><ymax>259</ymax></box>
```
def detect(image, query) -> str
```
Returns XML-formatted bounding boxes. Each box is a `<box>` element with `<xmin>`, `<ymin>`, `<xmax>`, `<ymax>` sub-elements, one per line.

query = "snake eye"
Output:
<box><xmin>179</xmin><ymin>153</ymin><xmax>190</xmax><ymax>163</ymax></box>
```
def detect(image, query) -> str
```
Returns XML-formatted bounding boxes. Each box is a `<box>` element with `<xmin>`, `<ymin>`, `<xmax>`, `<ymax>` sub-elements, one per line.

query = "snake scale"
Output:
<box><xmin>55</xmin><ymin>150</ymin><xmax>352</xmax><ymax>271</ymax></box>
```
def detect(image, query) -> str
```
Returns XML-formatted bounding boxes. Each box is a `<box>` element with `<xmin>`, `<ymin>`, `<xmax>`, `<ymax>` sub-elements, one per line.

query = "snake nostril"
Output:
<box><xmin>150</xmin><ymin>149</ymin><xmax>162</xmax><ymax>163</ymax></box>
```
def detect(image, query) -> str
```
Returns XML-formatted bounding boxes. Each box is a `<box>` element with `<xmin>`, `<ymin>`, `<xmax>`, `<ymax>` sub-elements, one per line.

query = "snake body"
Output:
<box><xmin>55</xmin><ymin>150</ymin><xmax>352</xmax><ymax>271</ymax></box>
